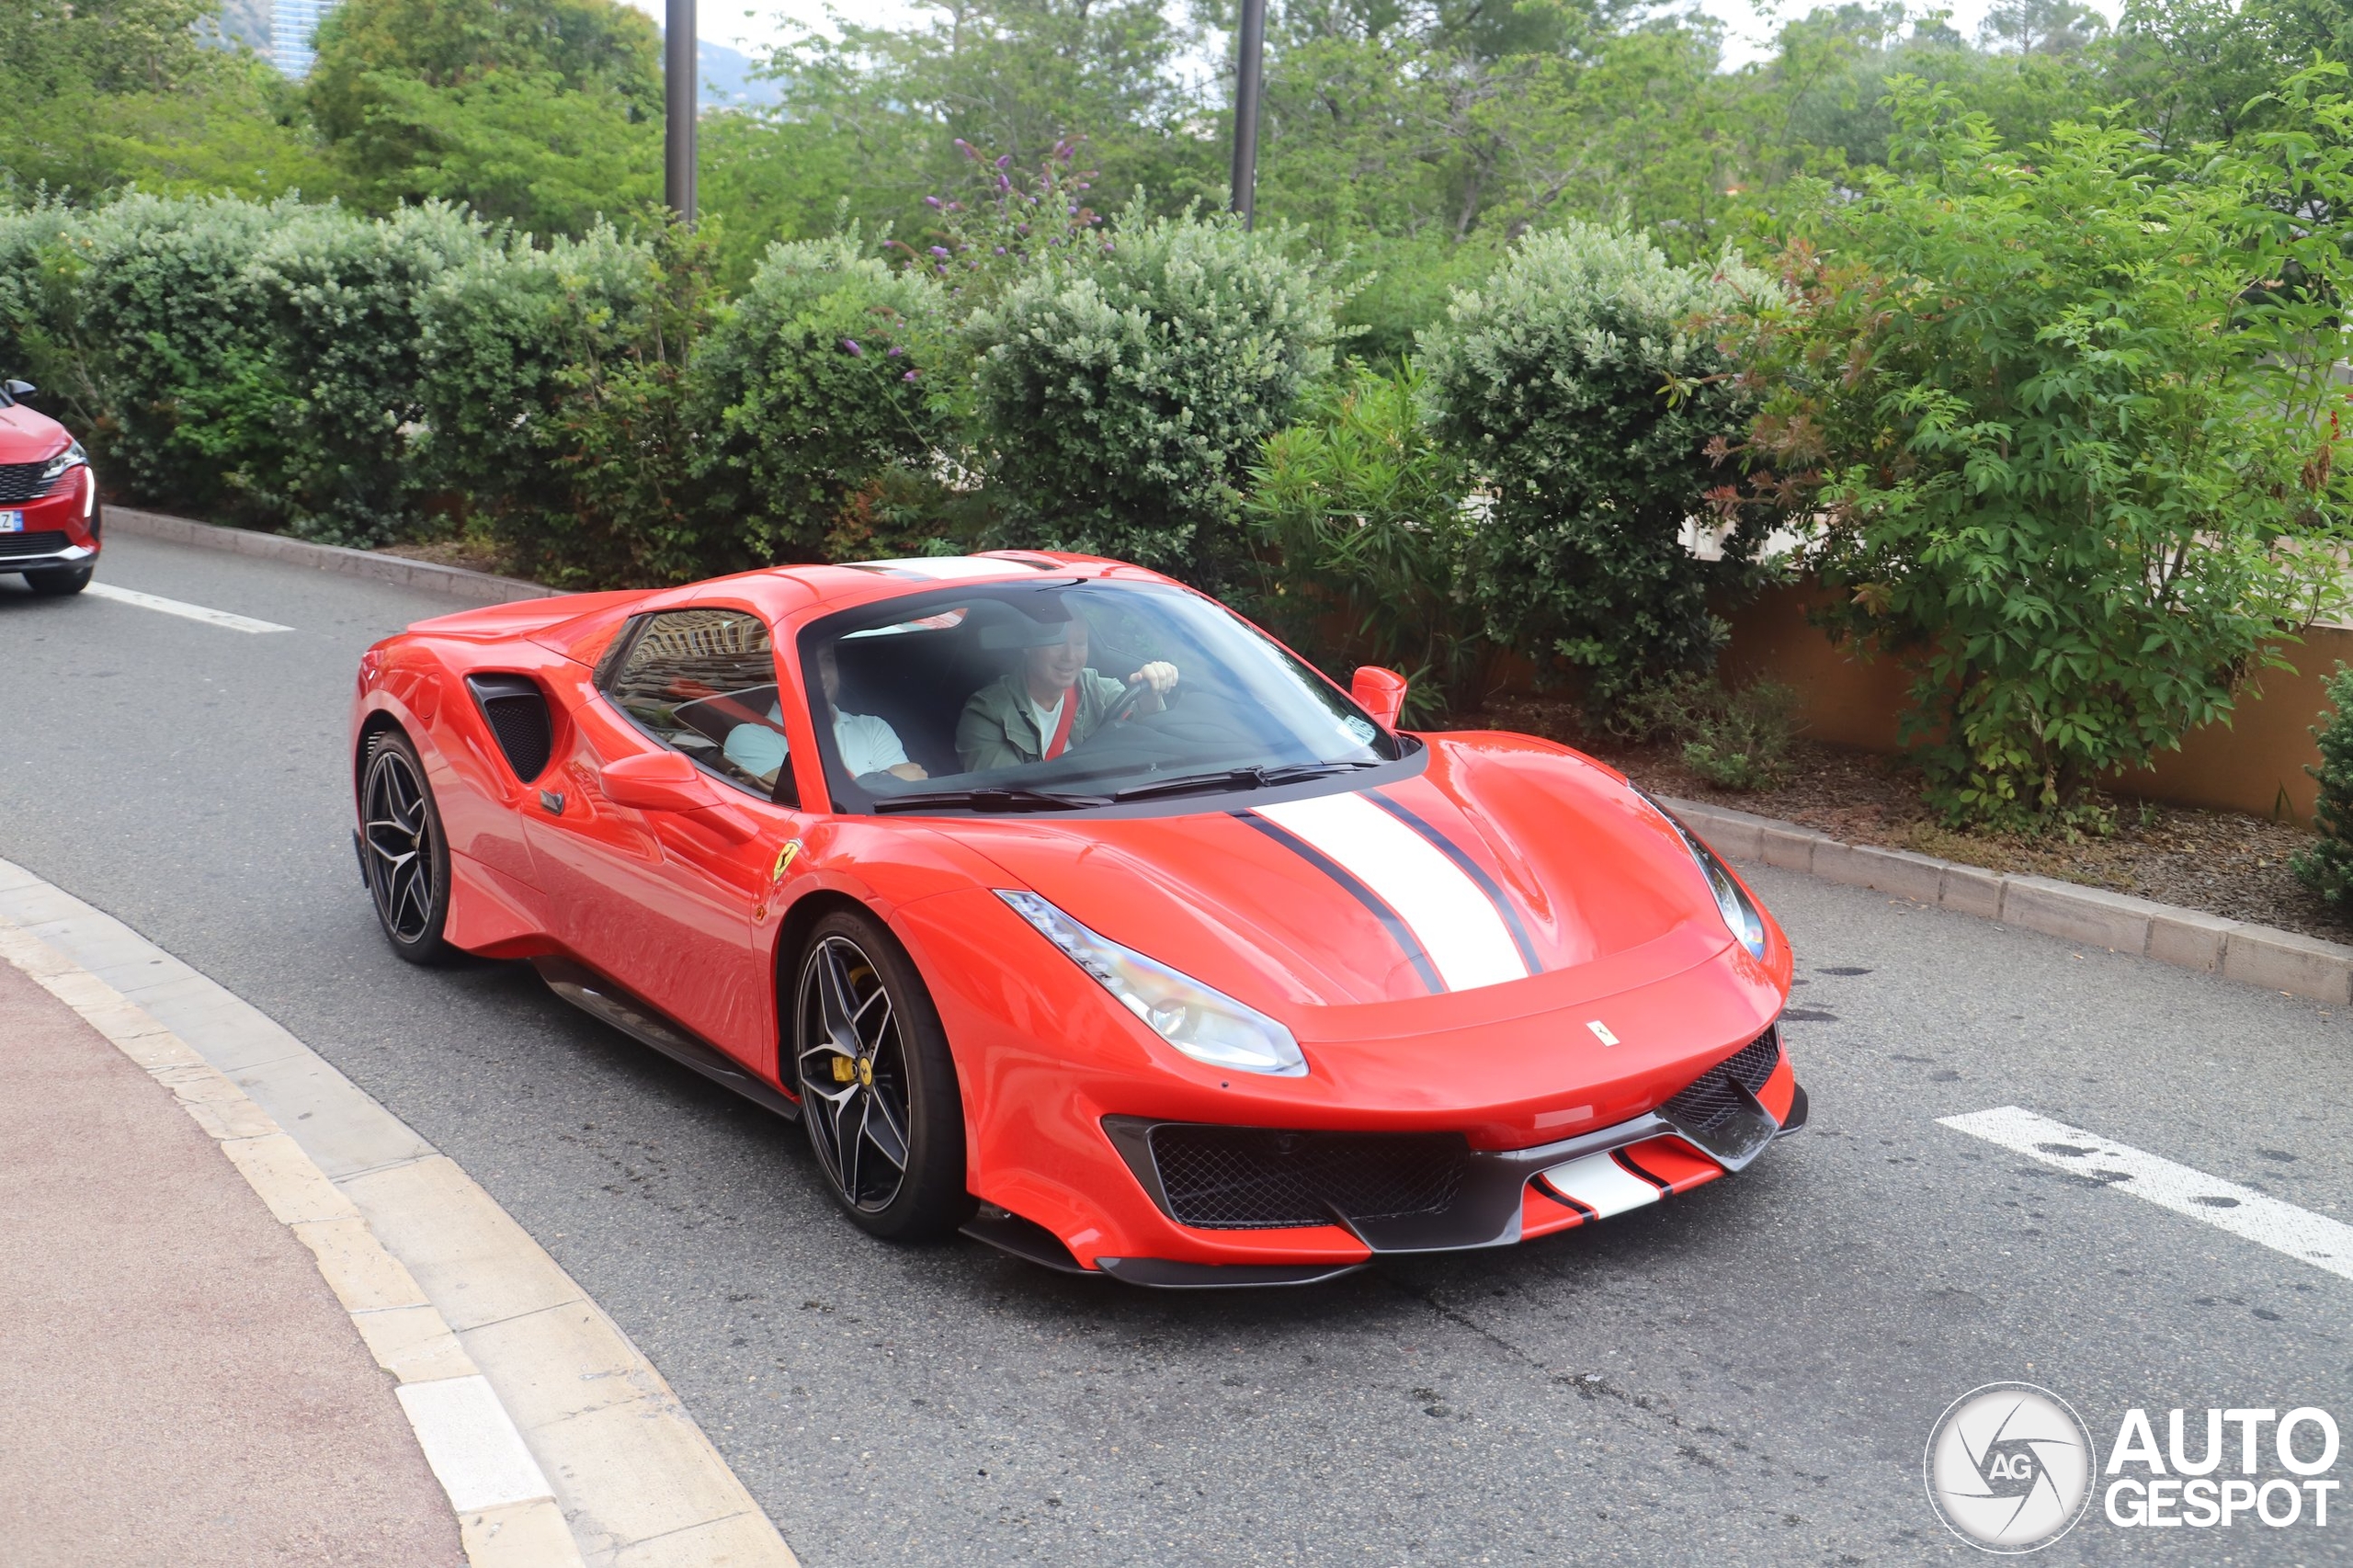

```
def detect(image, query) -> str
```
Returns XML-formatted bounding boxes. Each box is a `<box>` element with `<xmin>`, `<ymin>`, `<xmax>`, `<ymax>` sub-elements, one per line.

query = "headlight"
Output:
<box><xmin>40</xmin><ymin>439</ymin><xmax>86</xmax><ymax>485</ymax></box>
<box><xmin>1644</xmin><ymin>797</ymin><xmax>1768</xmax><ymax>959</ymax></box>
<box><xmin>996</xmin><ymin>890</ymin><xmax>1307</xmax><ymax>1076</ymax></box>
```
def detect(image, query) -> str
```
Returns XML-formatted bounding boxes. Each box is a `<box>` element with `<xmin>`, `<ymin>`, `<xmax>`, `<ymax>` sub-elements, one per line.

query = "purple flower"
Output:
<box><xmin>841</xmin><ymin>339</ymin><xmax>862</xmax><ymax>357</ymax></box>
<box><xmin>924</xmin><ymin>196</ymin><xmax>943</xmax><ymax>210</ymax></box>
<box><xmin>994</xmin><ymin>245</ymin><xmax>1007</xmax><ymax>256</ymax></box>
<box><xmin>929</xmin><ymin>245</ymin><xmax>949</xmax><ymax>258</ymax></box>
<box><xmin>996</xmin><ymin>174</ymin><xmax>1011</xmax><ymax>192</ymax></box>
<box><xmin>887</xmin><ymin>345</ymin><xmax>904</xmax><ymax>357</ymax></box>
<box><xmin>902</xmin><ymin>370</ymin><xmax>919</xmax><ymax>381</ymax></box>
<box><xmin>995</xmin><ymin>154</ymin><xmax>1012</xmax><ymax>169</ymax></box>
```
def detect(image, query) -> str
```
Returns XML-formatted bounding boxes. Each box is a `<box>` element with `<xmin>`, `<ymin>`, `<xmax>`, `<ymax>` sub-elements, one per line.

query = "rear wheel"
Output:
<box><xmin>24</xmin><ymin>565</ymin><xmax>91</xmax><ymax>596</ymax></box>
<box><xmin>359</xmin><ymin>731</ymin><xmax>453</xmax><ymax>964</ymax></box>
<box><xmin>792</xmin><ymin>910</ymin><xmax>971</xmax><ymax>1240</ymax></box>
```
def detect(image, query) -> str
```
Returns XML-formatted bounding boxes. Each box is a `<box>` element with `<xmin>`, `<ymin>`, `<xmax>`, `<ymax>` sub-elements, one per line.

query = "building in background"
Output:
<box><xmin>270</xmin><ymin>0</ymin><xmax>338</xmax><ymax>77</ymax></box>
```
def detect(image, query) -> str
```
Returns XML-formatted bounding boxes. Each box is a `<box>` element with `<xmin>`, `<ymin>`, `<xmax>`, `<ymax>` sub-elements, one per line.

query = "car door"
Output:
<box><xmin>525</xmin><ymin>605</ymin><xmax>813</xmax><ymax>1072</ymax></box>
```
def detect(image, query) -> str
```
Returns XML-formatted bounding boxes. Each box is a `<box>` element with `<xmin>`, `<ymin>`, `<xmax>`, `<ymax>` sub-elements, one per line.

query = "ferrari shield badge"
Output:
<box><xmin>770</xmin><ymin>838</ymin><xmax>803</xmax><ymax>884</ymax></box>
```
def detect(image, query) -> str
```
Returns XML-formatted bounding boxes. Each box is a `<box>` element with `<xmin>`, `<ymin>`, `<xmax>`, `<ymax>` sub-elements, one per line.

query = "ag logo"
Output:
<box><xmin>1925</xmin><ymin>1382</ymin><xmax>2097</xmax><ymax>1552</ymax></box>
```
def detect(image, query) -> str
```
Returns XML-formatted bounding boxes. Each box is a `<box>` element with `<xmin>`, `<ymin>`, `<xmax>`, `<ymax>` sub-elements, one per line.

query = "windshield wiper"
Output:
<box><xmin>1109</xmin><ymin>760</ymin><xmax>1381</xmax><ymax>804</ymax></box>
<box><xmin>871</xmin><ymin>786</ymin><xmax>1113</xmax><ymax>813</ymax></box>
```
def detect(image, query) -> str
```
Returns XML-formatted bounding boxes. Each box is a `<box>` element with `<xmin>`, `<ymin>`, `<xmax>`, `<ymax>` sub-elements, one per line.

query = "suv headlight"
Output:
<box><xmin>40</xmin><ymin>439</ymin><xmax>86</xmax><ymax>485</ymax></box>
<box><xmin>1644</xmin><ymin>797</ymin><xmax>1768</xmax><ymax>959</ymax></box>
<box><xmin>997</xmin><ymin>890</ymin><xmax>1307</xmax><ymax>1076</ymax></box>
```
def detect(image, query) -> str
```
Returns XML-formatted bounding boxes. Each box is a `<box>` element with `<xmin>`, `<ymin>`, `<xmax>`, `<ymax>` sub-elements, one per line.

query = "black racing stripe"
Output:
<box><xmin>1611</xmin><ymin>1146</ymin><xmax>1677</xmax><ymax>1193</ymax></box>
<box><xmin>1363</xmin><ymin>790</ymin><xmax>1543</xmax><ymax>974</ymax></box>
<box><xmin>1233</xmin><ymin>812</ymin><xmax>1445</xmax><ymax>995</ymax></box>
<box><xmin>1534</xmin><ymin>1175</ymin><xmax>1598</xmax><ymax>1219</ymax></box>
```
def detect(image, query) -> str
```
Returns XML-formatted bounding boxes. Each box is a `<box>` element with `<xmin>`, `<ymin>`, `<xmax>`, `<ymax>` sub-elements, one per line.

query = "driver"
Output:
<box><xmin>956</xmin><ymin>614</ymin><xmax>1177</xmax><ymax>772</ymax></box>
<box><xmin>723</xmin><ymin>644</ymin><xmax>927</xmax><ymax>786</ymax></box>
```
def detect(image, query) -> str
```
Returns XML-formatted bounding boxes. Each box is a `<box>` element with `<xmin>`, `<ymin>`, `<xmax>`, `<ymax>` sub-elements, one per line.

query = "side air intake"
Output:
<box><xmin>466</xmin><ymin>674</ymin><xmax>554</xmax><ymax>782</ymax></box>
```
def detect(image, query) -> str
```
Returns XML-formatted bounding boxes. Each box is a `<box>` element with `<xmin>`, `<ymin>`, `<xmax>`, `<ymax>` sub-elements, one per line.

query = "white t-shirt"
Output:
<box><xmin>1029</xmin><ymin>693</ymin><xmax>1066</xmax><ymax>753</ymax></box>
<box><xmin>723</xmin><ymin>705</ymin><xmax>911</xmax><ymax>781</ymax></box>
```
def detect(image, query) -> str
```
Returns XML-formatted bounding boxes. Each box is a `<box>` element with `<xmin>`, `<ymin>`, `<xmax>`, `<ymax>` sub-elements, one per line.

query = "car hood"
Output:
<box><xmin>928</xmin><ymin>734</ymin><xmax>1747</xmax><ymax>1027</ymax></box>
<box><xmin>0</xmin><ymin>403</ymin><xmax>70</xmax><ymax>465</ymax></box>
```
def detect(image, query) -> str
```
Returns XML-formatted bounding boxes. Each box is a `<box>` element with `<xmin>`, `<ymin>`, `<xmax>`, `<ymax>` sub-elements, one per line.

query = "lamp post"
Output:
<box><xmin>1230</xmin><ymin>0</ymin><xmax>1267</xmax><ymax>229</ymax></box>
<box><xmin>665</xmin><ymin>0</ymin><xmax>697</xmax><ymax>221</ymax></box>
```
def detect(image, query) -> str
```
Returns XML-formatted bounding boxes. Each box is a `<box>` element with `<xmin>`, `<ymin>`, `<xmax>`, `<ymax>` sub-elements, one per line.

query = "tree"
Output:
<box><xmin>1721</xmin><ymin>80</ymin><xmax>2347</xmax><ymax>828</ymax></box>
<box><xmin>307</xmin><ymin>0</ymin><xmax>662</xmax><ymax>232</ymax></box>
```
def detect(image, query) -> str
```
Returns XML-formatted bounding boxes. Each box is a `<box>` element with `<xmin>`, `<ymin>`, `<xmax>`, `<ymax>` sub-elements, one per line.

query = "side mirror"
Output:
<box><xmin>3</xmin><ymin>380</ymin><xmax>33</xmax><ymax>400</ymax></box>
<box><xmin>599</xmin><ymin>749</ymin><xmax>713</xmax><ymax>812</ymax></box>
<box><xmin>1350</xmin><ymin>666</ymin><xmax>1409</xmax><ymax>731</ymax></box>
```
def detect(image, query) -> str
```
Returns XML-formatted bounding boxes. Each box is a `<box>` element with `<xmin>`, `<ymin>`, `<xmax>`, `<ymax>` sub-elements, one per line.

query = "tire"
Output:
<box><xmin>358</xmin><ymin>730</ymin><xmax>455</xmax><ymax>964</ymax></box>
<box><xmin>24</xmin><ymin>565</ymin><xmax>91</xmax><ymax>596</ymax></box>
<box><xmin>791</xmin><ymin>909</ymin><xmax>972</xmax><ymax>1240</ymax></box>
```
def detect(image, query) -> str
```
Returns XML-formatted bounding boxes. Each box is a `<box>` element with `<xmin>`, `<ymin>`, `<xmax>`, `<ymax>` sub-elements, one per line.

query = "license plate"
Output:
<box><xmin>0</xmin><ymin>511</ymin><xmax>21</xmax><ymax>532</ymax></box>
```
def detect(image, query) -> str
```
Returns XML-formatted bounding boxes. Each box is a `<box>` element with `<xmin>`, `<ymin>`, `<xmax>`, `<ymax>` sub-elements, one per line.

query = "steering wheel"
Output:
<box><xmin>1100</xmin><ymin>676</ymin><xmax>1153</xmax><ymax>727</ymax></box>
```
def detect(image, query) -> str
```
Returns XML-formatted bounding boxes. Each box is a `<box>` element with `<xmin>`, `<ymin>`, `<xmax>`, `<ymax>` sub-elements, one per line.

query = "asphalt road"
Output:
<box><xmin>6</xmin><ymin>533</ymin><xmax>2351</xmax><ymax>1566</ymax></box>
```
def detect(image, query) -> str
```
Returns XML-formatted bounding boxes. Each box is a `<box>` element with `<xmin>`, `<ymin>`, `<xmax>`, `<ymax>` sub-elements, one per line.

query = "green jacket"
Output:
<box><xmin>956</xmin><ymin>669</ymin><xmax>1130</xmax><ymax>773</ymax></box>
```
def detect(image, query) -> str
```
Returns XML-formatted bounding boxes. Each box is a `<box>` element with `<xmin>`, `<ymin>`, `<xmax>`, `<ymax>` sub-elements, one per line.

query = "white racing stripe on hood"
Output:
<box><xmin>1252</xmin><ymin>791</ymin><xmax>1529</xmax><ymax>992</ymax></box>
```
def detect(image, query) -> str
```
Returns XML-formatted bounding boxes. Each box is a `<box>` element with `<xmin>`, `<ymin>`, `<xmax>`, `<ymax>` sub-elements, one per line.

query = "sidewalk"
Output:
<box><xmin>0</xmin><ymin>959</ymin><xmax>462</xmax><ymax>1568</ymax></box>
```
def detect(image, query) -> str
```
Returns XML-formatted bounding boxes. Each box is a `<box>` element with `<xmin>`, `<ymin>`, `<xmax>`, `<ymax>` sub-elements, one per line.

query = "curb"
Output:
<box><xmin>0</xmin><ymin>856</ymin><xmax>797</xmax><ymax>1568</ymax></box>
<box><xmin>107</xmin><ymin>506</ymin><xmax>563</xmax><ymax>606</ymax></box>
<box><xmin>1665</xmin><ymin>795</ymin><xmax>2353</xmax><ymax>1005</ymax></box>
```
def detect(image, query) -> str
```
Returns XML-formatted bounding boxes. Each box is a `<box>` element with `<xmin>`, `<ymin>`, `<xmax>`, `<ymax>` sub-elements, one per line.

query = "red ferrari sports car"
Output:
<box><xmin>0</xmin><ymin>380</ymin><xmax>100</xmax><ymax>595</ymax></box>
<box><xmin>351</xmin><ymin>553</ymin><xmax>1803</xmax><ymax>1286</ymax></box>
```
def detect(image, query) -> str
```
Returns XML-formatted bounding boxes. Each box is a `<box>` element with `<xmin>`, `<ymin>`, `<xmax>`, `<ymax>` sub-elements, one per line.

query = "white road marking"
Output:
<box><xmin>1254</xmin><ymin>791</ymin><xmax>1529</xmax><ymax>991</ymax></box>
<box><xmin>1940</xmin><ymin>1106</ymin><xmax>2353</xmax><ymax>1283</ymax></box>
<box><xmin>394</xmin><ymin>1374</ymin><xmax>555</xmax><ymax>1512</ymax></box>
<box><xmin>1540</xmin><ymin>1152</ymin><xmax>1663</xmax><ymax>1219</ymax></box>
<box><xmin>83</xmin><ymin>581</ymin><xmax>290</xmax><ymax>633</ymax></box>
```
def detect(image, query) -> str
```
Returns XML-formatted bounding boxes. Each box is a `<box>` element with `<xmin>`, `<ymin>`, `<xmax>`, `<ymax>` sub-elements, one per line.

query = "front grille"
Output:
<box><xmin>1148</xmin><ymin>1124</ymin><xmax>1469</xmax><ymax>1230</ymax></box>
<box><xmin>0</xmin><ymin>529</ymin><xmax>70</xmax><ymax>559</ymax></box>
<box><xmin>1662</xmin><ymin>1027</ymin><xmax>1782</xmax><ymax>1137</ymax></box>
<box><xmin>0</xmin><ymin>463</ymin><xmax>60</xmax><ymax>505</ymax></box>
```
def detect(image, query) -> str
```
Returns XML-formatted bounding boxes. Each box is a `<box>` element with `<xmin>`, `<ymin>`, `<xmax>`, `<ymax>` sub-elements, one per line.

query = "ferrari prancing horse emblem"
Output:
<box><xmin>770</xmin><ymin>838</ymin><xmax>803</xmax><ymax>884</ymax></box>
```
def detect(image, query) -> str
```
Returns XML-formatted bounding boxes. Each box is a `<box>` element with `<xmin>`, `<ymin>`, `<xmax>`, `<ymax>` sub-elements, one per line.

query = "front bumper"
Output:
<box><xmin>1</xmin><ymin>466</ymin><xmax>100</xmax><ymax>573</ymax></box>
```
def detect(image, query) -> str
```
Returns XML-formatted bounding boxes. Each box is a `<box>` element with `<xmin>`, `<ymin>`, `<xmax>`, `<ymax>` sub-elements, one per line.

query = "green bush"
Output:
<box><xmin>2294</xmin><ymin>665</ymin><xmax>2353</xmax><ymax>910</ymax></box>
<box><xmin>968</xmin><ymin>201</ymin><xmax>1336</xmax><ymax>590</ymax></box>
<box><xmin>1244</xmin><ymin>359</ymin><xmax>1481</xmax><ymax>718</ymax></box>
<box><xmin>1616</xmin><ymin>670</ymin><xmax>1802</xmax><ymax>791</ymax></box>
<box><xmin>1418</xmin><ymin>221</ymin><xmax>1765</xmax><ymax>714</ymax></box>
<box><xmin>66</xmin><ymin>193</ymin><xmax>294</xmax><ymax>522</ymax></box>
<box><xmin>244</xmin><ymin>200</ymin><xmax>487</xmax><ymax>544</ymax></box>
<box><xmin>1722</xmin><ymin>80</ymin><xmax>2344</xmax><ymax>829</ymax></box>
<box><xmin>691</xmin><ymin>232</ymin><xmax>959</xmax><ymax>564</ymax></box>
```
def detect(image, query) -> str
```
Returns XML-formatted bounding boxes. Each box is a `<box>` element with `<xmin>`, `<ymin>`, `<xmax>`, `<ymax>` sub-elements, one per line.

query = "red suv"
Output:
<box><xmin>0</xmin><ymin>379</ymin><xmax>98</xmax><ymax>596</ymax></box>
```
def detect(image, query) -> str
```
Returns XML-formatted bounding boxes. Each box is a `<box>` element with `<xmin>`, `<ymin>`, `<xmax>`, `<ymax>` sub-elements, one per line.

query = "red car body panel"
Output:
<box><xmin>0</xmin><ymin>396</ymin><xmax>100</xmax><ymax>576</ymax></box>
<box><xmin>352</xmin><ymin>555</ymin><xmax>1802</xmax><ymax>1278</ymax></box>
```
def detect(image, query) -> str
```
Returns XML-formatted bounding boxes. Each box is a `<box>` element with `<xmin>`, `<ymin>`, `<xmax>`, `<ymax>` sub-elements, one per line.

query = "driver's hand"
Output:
<box><xmin>1130</xmin><ymin>661</ymin><xmax>1179</xmax><ymax>694</ymax></box>
<box><xmin>887</xmin><ymin>762</ymin><xmax>928</xmax><ymax>781</ymax></box>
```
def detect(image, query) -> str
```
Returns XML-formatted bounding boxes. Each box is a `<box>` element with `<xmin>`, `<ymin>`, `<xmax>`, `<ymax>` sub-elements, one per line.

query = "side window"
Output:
<box><xmin>600</xmin><ymin>608</ymin><xmax>798</xmax><ymax>805</ymax></box>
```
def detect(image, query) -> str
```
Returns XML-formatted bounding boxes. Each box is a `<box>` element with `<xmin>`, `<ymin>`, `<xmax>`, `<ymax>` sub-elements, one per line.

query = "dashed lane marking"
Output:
<box><xmin>84</xmin><ymin>581</ymin><xmax>291</xmax><ymax>633</ymax></box>
<box><xmin>1940</xmin><ymin>1105</ymin><xmax>2353</xmax><ymax>1283</ymax></box>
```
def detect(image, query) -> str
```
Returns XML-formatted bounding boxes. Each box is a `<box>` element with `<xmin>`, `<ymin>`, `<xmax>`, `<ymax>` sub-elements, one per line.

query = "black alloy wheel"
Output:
<box><xmin>360</xmin><ymin>731</ymin><xmax>453</xmax><ymax>963</ymax></box>
<box><xmin>792</xmin><ymin>910</ymin><xmax>972</xmax><ymax>1240</ymax></box>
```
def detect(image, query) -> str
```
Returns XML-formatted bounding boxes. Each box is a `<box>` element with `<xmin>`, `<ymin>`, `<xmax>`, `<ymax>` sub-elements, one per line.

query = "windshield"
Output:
<box><xmin>798</xmin><ymin>579</ymin><xmax>1407</xmax><ymax>814</ymax></box>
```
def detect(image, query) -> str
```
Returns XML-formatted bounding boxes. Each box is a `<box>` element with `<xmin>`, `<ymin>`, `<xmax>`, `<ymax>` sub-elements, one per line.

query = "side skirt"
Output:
<box><xmin>532</xmin><ymin>956</ymin><xmax>801</xmax><ymax>1122</ymax></box>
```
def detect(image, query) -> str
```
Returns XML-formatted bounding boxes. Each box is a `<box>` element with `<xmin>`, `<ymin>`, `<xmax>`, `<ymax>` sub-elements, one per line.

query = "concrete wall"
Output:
<box><xmin>1713</xmin><ymin>582</ymin><xmax>2348</xmax><ymax>824</ymax></box>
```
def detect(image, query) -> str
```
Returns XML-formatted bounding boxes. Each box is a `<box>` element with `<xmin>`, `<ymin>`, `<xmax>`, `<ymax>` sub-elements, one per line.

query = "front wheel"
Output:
<box><xmin>792</xmin><ymin>910</ymin><xmax>972</xmax><ymax>1240</ymax></box>
<box><xmin>359</xmin><ymin>730</ymin><xmax>454</xmax><ymax>964</ymax></box>
<box><xmin>24</xmin><ymin>565</ymin><xmax>91</xmax><ymax>596</ymax></box>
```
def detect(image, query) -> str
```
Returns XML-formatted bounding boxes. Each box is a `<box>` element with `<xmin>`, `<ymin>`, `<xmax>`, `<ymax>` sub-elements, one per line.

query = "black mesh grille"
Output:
<box><xmin>0</xmin><ymin>529</ymin><xmax>70</xmax><ymax>559</ymax></box>
<box><xmin>0</xmin><ymin>462</ymin><xmax>60</xmax><ymax>505</ymax></box>
<box><xmin>1148</xmin><ymin>1125</ymin><xmax>1469</xmax><ymax>1230</ymax></box>
<box><xmin>1662</xmin><ymin>1028</ymin><xmax>1782</xmax><ymax>1136</ymax></box>
<box><xmin>468</xmin><ymin>676</ymin><xmax>553</xmax><ymax>781</ymax></box>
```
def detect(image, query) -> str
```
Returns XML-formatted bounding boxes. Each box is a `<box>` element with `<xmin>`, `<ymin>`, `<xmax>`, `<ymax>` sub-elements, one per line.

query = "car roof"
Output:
<box><xmin>660</xmin><ymin>551</ymin><xmax>1188</xmax><ymax>622</ymax></box>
